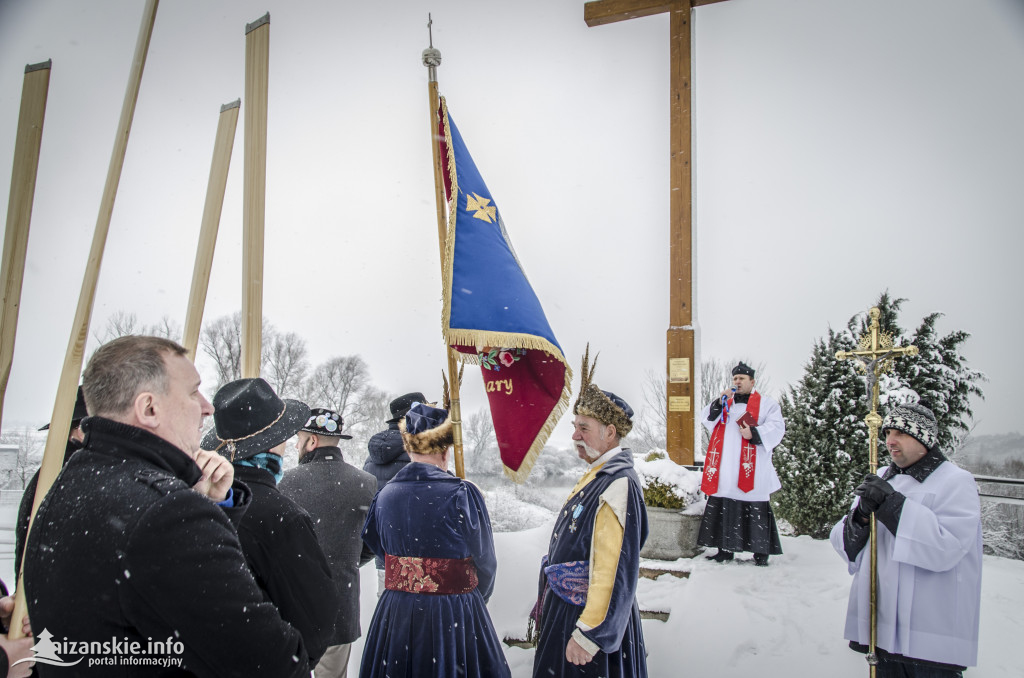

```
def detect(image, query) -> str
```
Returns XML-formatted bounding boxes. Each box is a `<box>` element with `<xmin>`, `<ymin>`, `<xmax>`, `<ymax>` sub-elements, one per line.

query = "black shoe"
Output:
<box><xmin>753</xmin><ymin>553</ymin><xmax>769</xmax><ymax>567</ymax></box>
<box><xmin>705</xmin><ymin>549</ymin><xmax>734</xmax><ymax>562</ymax></box>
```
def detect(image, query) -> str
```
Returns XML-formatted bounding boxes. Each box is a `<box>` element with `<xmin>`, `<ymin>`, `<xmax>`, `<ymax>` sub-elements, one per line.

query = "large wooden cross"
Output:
<box><xmin>585</xmin><ymin>0</ymin><xmax>729</xmax><ymax>465</ymax></box>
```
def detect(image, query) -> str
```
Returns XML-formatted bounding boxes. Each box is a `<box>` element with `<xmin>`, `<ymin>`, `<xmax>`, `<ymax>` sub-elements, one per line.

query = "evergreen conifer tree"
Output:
<box><xmin>773</xmin><ymin>291</ymin><xmax>984</xmax><ymax>537</ymax></box>
<box><xmin>773</xmin><ymin>328</ymin><xmax>867</xmax><ymax>537</ymax></box>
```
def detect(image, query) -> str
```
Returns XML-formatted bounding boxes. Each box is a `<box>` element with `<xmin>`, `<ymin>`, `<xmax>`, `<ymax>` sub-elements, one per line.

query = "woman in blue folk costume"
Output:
<box><xmin>359</xmin><ymin>397</ymin><xmax>511</xmax><ymax>678</ymax></box>
<box><xmin>531</xmin><ymin>346</ymin><xmax>649</xmax><ymax>678</ymax></box>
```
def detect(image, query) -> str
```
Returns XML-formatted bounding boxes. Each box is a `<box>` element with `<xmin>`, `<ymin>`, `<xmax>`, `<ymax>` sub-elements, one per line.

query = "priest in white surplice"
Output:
<box><xmin>830</xmin><ymin>402</ymin><xmax>982</xmax><ymax>677</ymax></box>
<box><xmin>697</xmin><ymin>361</ymin><xmax>786</xmax><ymax>566</ymax></box>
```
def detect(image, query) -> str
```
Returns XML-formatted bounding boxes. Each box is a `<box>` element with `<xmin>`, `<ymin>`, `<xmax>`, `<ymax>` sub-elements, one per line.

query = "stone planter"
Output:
<box><xmin>640</xmin><ymin>507</ymin><xmax>703</xmax><ymax>560</ymax></box>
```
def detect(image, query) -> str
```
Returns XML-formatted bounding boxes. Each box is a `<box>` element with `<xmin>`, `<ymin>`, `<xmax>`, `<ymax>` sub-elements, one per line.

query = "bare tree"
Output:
<box><xmin>463</xmin><ymin>407</ymin><xmax>498</xmax><ymax>474</ymax></box>
<box><xmin>301</xmin><ymin>355</ymin><xmax>371</xmax><ymax>419</ymax></box>
<box><xmin>147</xmin><ymin>315</ymin><xmax>182</xmax><ymax>341</ymax></box>
<box><xmin>0</xmin><ymin>427</ymin><xmax>45</xmax><ymax>489</ymax></box>
<box><xmin>339</xmin><ymin>386</ymin><xmax>393</xmax><ymax>467</ymax></box>
<box><xmin>264</xmin><ymin>331</ymin><xmax>308</xmax><ymax>399</ymax></box>
<box><xmin>200</xmin><ymin>312</ymin><xmax>274</xmax><ymax>391</ymax></box>
<box><xmin>93</xmin><ymin>310</ymin><xmax>140</xmax><ymax>344</ymax></box>
<box><xmin>94</xmin><ymin>311</ymin><xmax>182</xmax><ymax>344</ymax></box>
<box><xmin>630</xmin><ymin>370</ymin><xmax>667</xmax><ymax>456</ymax></box>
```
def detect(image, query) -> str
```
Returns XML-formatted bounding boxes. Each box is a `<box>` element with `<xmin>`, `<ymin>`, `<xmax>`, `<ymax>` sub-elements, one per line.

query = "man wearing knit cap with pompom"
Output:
<box><xmin>697</xmin><ymin>360</ymin><xmax>786</xmax><ymax>566</ymax></box>
<box><xmin>830</xmin><ymin>402</ymin><xmax>982</xmax><ymax>677</ymax></box>
<box><xmin>531</xmin><ymin>346</ymin><xmax>649</xmax><ymax>678</ymax></box>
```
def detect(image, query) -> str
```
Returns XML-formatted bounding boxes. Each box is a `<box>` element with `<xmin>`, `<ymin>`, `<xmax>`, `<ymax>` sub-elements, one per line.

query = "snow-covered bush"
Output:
<box><xmin>634</xmin><ymin>451</ymin><xmax>702</xmax><ymax>513</ymax></box>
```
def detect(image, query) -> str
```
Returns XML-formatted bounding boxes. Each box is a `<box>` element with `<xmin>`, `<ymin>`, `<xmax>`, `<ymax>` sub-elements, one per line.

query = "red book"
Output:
<box><xmin>735</xmin><ymin>411</ymin><xmax>757</xmax><ymax>428</ymax></box>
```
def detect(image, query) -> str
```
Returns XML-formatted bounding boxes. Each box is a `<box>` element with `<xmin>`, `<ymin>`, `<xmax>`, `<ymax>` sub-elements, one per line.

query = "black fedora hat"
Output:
<box><xmin>300</xmin><ymin>408</ymin><xmax>352</xmax><ymax>440</ymax></box>
<box><xmin>39</xmin><ymin>386</ymin><xmax>88</xmax><ymax>431</ymax></box>
<box><xmin>386</xmin><ymin>391</ymin><xmax>426</xmax><ymax>424</ymax></box>
<box><xmin>201</xmin><ymin>378</ymin><xmax>310</xmax><ymax>461</ymax></box>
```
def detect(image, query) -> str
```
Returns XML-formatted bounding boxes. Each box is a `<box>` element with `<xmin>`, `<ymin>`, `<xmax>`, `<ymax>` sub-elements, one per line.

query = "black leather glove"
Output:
<box><xmin>853</xmin><ymin>474</ymin><xmax>895</xmax><ymax>514</ymax></box>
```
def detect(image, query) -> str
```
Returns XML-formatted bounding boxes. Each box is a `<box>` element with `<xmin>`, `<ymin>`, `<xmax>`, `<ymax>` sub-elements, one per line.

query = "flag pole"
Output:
<box><xmin>423</xmin><ymin>16</ymin><xmax>465</xmax><ymax>478</ymax></box>
<box><xmin>1</xmin><ymin>60</ymin><xmax>51</xmax><ymax>434</ymax></box>
<box><xmin>241</xmin><ymin>14</ymin><xmax>270</xmax><ymax>378</ymax></box>
<box><xmin>181</xmin><ymin>100</ymin><xmax>241</xmax><ymax>362</ymax></box>
<box><xmin>8</xmin><ymin>0</ymin><xmax>160</xmax><ymax>639</ymax></box>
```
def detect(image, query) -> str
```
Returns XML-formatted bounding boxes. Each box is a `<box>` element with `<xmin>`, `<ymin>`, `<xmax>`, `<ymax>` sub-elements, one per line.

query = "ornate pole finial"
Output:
<box><xmin>422</xmin><ymin>13</ymin><xmax>442</xmax><ymax>82</ymax></box>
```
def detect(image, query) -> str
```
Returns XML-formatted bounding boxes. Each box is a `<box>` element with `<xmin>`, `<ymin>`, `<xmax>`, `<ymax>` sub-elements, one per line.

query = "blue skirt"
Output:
<box><xmin>359</xmin><ymin>588</ymin><xmax>510</xmax><ymax>678</ymax></box>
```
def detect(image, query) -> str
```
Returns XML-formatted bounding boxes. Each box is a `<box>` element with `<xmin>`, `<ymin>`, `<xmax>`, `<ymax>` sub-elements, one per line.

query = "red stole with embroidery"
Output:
<box><xmin>701</xmin><ymin>391</ymin><xmax>761</xmax><ymax>495</ymax></box>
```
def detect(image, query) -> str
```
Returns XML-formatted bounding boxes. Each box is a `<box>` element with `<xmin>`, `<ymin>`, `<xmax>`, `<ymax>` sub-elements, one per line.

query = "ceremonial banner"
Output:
<box><xmin>436</xmin><ymin>97</ymin><xmax>571</xmax><ymax>482</ymax></box>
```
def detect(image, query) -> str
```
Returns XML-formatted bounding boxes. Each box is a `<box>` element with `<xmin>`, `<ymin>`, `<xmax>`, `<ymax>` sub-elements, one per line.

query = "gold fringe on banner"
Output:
<box><xmin>437</xmin><ymin>96</ymin><xmax>573</xmax><ymax>483</ymax></box>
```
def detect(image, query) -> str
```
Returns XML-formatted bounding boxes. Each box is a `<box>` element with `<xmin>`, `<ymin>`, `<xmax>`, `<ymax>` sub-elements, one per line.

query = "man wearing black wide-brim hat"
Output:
<box><xmin>279</xmin><ymin>408</ymin><xmax>376</xmax><ymax>678</ymax></box>
<box><xmin>697</xmin><ymin>361</ymin><xmax>786</xmax><ymax>566</ymax></box>
<box><xmin>202</xmin><ymin>377</ymin><xmax>339</xmax><ymax>667</ymax></box>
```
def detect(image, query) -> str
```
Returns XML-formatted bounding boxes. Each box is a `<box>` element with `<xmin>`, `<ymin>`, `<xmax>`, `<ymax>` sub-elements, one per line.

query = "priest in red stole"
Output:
<box><xmin>698</xmin><ymin>361</ymin><xmax>786</xmax><ymax>566</ymax></box>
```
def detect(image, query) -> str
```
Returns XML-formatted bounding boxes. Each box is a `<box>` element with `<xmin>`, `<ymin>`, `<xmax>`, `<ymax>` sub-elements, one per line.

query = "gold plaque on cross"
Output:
<box><xmin>668</xmin><ymin>396</ymin><xmax>691</xmax><ymax>412</ymax></box>
<box><xmin>668</xmin><ymin>358</ymin><xmax>690</xmax><ymax>383</ymax></box>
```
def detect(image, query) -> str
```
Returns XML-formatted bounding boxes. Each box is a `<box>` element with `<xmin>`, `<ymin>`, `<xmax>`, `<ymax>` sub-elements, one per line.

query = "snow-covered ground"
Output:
<box><xmin>3</xmin><ymin>499</ymin><xmax>1022</xmax><ymax>677</ymax></box>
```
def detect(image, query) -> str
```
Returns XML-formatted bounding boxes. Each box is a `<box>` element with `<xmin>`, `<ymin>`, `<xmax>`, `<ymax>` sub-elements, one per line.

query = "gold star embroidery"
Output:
<box><xmin>465</xmin><ymin>192</ymin><xmax>496</xmax><ymax>223</ymax></box>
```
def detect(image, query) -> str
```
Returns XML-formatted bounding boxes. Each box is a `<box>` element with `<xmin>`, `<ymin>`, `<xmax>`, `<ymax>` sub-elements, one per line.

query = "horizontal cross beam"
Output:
<box><xmin>584</xmin><ymin>0</ymin><xmax>729</xmax><ymax>27</ymax></box>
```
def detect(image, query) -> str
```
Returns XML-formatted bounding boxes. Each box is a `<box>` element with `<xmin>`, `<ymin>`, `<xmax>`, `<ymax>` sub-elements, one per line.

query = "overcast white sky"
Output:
<box><xmin>1</xmin><ymin>0</ymin><xmax>1022</xmax><ymax>447</ymax></box>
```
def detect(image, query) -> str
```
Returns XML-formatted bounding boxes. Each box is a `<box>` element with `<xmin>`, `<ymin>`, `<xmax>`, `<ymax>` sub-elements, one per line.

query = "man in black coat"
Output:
<box><xmin>363</xmin><ymin>392</ymin><xmax>423</xmax><ymax>492</ymax></box>
<box><xmin>363</xmin><ymin>391</ymin><xmax>423</xmax><ymax>593</ymax></box>
<box><xmin>201</xmin><ymin>378</ymin><xmax>339</xmax><ymax>668</ymax></box>
<box><xmin>23</xmin><ymin>335</ymin><xmax>312</xmax><ymax>677</ymax></box>
<box><xmin>279</xmin><ymin>408</ymin><xmax>376</xmax><ymax>678</ymax></box>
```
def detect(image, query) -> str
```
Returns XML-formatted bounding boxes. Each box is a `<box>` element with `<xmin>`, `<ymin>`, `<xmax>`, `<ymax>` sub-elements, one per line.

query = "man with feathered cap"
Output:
<box><xmin>532</xmin><ymin>346</ymin><xmax>649</xmax><ymax>678</ymax></box>
<box><xmin>830</xmin><ymin>402</ymin><xmax>982</xmax><ymax>676</ymax></box>
<box><xmin>697</xmin><ymin>360</ymin><xmax>786</xmax><ymax>565</ymax></box>
<box><xmin>279</xmin><ymin>408</ymin><xmax>376</xmax><ymax>678</ymax></box>
<box><xmin>358</xmin><ymin>397</ymin><xmax>511</xmax><ymax>678</ymax></box>
<box><xmin>202</xmin><ymin>378</ymin><xmax>339</xmax><ymax>668</ymax></box>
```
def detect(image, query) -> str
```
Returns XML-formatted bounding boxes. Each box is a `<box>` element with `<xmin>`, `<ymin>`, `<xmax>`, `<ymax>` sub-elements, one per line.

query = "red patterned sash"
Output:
<box><xmin>702</xmin><ymin>391</ymin><xmax>761</xmax><ymax>495</ymax></box>
<box><xmin>384</xmin><ymin>554</ymin><xmax>478</xmax><ymax>594</ymax></box>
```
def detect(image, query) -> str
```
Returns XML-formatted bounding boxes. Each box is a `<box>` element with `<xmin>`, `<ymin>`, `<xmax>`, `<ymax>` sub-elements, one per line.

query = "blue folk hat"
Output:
<box><xmin>400</xmin><ymin>401</ymin><xmax>453</xmax><ymax>455</ymax></box>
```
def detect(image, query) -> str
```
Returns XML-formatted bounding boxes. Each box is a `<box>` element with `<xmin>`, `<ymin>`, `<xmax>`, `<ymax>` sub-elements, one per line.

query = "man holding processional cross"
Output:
<box><xmin>830</xmin><ymin>401</ymin><xmax>982</xmax><ymax>677</ymax></box>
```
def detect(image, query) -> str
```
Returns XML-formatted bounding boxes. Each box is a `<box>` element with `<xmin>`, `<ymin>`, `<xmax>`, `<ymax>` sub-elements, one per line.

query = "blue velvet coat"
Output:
<box><xmin>359</xmin><ymin>463</ymin><xmax>511</xmax><ymax>678</ymax></box>
<box><xmin>532</xmin><ymin>449</ymin><xmax>649</xmax><ymax>678</ymax></box>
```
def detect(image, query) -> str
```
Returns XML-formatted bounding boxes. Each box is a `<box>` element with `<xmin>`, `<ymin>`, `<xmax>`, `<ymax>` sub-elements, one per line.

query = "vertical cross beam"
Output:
<box><xmin>585</xmin><ymin>0</ymin><xmax>729</xmax><ymax>465</ymax></box>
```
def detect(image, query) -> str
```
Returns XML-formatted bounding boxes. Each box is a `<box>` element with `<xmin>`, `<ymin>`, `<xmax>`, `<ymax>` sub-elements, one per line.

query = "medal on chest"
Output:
<box><xmin>568</xmin><ymin>501</ymin><xmax>585</xmax><ymax>533</ymax></box>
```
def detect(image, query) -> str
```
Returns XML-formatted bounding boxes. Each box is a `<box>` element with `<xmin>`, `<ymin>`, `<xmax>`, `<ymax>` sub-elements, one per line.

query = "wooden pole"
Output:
<box><xmin>584</xmin><ymin>0</ymin><xmax>730</xmax><ymax>466</ymax></box>
<box><xmin>665</xmin><ymin>2</ymin><xmax>696</xmax><ymax>465</ymax></box>
<box><xmin>9</xmin><ymin>0</ymin><xmax>159</xmax><ymax>639</ymax></box>
<box><xmin>423</xmin><ymin>24</ymin><xmax>465</xmax><ymax>478</ymax></box>
<box><xmin>0</xmin><ymin>61</ymin><xmax>51</xmax><ymax>434</ymax></box>
<box><xmin>182</xmin><ymin>100</ymin><xmax>240</xmax><ymax>362</ymax></box>
<box><xmin>241</xmin><ymin>14</ymin><xmax>269</xmax><ymax>378</ymax></box>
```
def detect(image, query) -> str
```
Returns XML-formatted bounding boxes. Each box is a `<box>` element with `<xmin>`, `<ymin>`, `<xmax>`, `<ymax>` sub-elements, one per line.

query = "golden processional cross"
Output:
<box><xmin>836</xmin><ymin>307</ymin><xmax>918</xmax><ymax>678</ymax></box>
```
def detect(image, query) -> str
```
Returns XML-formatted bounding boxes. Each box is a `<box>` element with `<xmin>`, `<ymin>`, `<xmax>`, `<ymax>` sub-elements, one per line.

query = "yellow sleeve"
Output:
<box><xmin>578</xmin><ymin>501</ymin><xmax>625</xmax><ymax>629</ymax></box>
